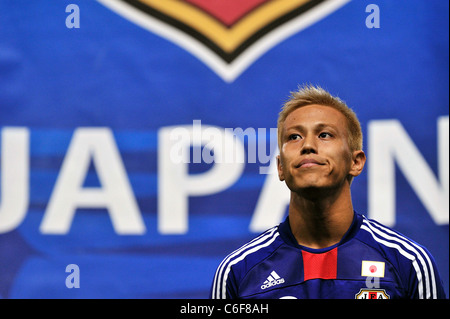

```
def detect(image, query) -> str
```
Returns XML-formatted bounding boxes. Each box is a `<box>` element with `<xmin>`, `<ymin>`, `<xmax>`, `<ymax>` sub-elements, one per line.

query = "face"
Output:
<box><xmin>277</xmin><ymin>104</ymin><xmax>365</xmax><ymax>193</ymax></box>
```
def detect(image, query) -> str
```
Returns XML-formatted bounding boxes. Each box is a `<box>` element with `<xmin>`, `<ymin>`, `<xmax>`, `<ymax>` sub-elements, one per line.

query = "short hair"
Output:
<box><xmin>277</xmin><ymin>84</ymin><xmax>363</xmax><ymax>152</ymax></box>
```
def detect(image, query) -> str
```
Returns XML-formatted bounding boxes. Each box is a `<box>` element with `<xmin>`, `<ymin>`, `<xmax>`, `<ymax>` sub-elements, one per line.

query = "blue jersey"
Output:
<box><xmin>210</xmin><ymin>213</ymin><xmax>446</xmax><ymax>299</ymax></box>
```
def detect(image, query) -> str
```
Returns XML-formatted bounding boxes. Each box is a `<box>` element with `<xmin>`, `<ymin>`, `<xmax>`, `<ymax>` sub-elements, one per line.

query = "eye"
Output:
<box><xmin>288</xmin><ymin>133</ymin><xmax>301</xmax><ymax>141</ymax></box>
<box><xmin>319</xmin><ymin>132</ymin><xmax>332</xmax><ymax>139</ymax></box>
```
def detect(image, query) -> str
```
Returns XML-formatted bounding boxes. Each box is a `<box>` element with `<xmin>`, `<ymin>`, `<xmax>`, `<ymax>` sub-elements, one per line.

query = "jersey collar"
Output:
<box><xmin>278</xmin><ymin>212</ymin><xmax>363</xmax><ymax>253</ymax></box>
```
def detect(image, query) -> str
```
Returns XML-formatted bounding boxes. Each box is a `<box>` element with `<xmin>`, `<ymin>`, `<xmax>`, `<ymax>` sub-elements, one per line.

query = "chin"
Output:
<box><xmin>287</xmin><ymin>181</ymin><xmax>324</xmax><ymax>193</ymax></box>
<box><xmin>286</xmin><ymin>178</ymin><xmax>337</xmax><ymax>195</ymax></box>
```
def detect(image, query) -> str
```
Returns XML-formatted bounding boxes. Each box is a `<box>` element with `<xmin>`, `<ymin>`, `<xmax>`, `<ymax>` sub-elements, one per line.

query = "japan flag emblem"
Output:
<box><xmin>361</xmin><ymin>261</ymin><xmax>385</xmax><ymax>278</ymax></box>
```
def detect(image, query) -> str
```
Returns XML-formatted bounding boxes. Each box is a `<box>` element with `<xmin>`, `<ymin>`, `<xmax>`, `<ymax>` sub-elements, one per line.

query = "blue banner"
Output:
<box><xmin>0</xmin><ymin>0</ymin><xmax>448</xmax><ymax>298</ymax></box>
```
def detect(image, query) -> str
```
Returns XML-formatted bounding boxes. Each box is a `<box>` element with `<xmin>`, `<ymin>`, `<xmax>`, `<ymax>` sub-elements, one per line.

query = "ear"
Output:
<box><xmin>349</xmin><ymin>150</ymin><xmax>366</xmax><ymax>178</ymax></box>
<box><xmin>277</xmin><ymin>155</ymin><xmax>285</xmax><ymax>181</ymax></box>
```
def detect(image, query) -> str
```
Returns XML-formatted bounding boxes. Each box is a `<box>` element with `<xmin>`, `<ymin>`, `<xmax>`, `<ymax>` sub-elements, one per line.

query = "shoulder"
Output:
<box><xmin>357</xmin><ymin>215</ymin><xmax>445</xmax><ymax>299</ymax></box>
<box><xmin>358</xmin><ymin>215</ymin><xmax>433</xmax><ymax>262</ymax></box>
<box><xmin>210</xmin><ymin>225</ymin><xmax>283</xmax><ymax>299</ymax></box>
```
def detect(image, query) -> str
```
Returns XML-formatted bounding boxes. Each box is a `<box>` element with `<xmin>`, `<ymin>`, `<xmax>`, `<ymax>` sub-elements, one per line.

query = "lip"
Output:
<box><xmin>296</xmin><ymin>158</ymin><xmax>324</xmax><ymax>168</ymax></box>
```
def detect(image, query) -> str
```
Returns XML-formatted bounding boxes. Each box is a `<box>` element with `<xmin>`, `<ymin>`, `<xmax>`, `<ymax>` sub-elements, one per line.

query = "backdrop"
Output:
<box><xmin>0</xmin><ymin>0</ymin><xmax>448</xmax><ymax>298</ymax></box>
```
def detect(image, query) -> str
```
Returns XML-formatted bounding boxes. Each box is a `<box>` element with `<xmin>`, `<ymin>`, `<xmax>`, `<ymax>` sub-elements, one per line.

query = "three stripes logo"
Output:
<box><xmin>261</xmin><ymin>270</ymin><xmax>285</xmax><ymax>290</ymax></box>
<box><xmin>98</xmin><ymin>0</ymin><xmax>350</xmax><ymax>82</ymax></box>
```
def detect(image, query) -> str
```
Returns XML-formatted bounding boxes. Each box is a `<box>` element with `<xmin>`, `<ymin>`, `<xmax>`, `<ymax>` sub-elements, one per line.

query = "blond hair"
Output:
<box><xmin>277</xmin><ymin>84</ymin><xmax>363</xmax><ymax>152</ymax></box>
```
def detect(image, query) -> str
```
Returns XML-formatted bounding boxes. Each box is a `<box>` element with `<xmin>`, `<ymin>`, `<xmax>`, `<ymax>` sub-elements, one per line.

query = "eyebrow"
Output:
<box><xmin>284</xmin><ymin>123</ymin><xmax>339</xmax><ymax>132</ymax></box>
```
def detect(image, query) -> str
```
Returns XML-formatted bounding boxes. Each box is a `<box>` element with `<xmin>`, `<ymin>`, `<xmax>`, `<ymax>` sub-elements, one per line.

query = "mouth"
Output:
<box><xmin>296</xmin><ymin>158</ymin><xmax>324</xmax><ymax>168</ymax></box>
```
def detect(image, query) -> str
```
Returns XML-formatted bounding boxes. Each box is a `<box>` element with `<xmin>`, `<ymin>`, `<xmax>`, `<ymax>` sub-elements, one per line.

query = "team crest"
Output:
<box><xmin>98</xmin><ymin>0</ymin><xmax>350</xmax><ymax>82</ymax></box>
<box><xmin>355</xmin><ymin>289</ymin><xmax>390</xmax><ymax>299</ymax></box>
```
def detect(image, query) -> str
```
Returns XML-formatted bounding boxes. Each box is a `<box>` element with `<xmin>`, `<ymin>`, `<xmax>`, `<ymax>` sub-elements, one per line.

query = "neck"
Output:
<box><xmin>288</xmin><ymin>184</ymin><xmax>354</xmax><ymax>249</ymax></box>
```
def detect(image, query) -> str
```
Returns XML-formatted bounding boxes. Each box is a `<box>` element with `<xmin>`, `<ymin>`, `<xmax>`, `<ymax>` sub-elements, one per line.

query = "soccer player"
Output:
<box><xmin>210</xmin><ymin>84</ymin><xmax>446</xmax><ymax>299</ymax></box>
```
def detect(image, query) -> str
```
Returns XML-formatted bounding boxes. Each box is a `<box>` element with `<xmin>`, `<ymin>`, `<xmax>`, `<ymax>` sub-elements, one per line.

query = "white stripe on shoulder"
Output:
<box><xmin>361</xmin><ymin>216</ymin><xmax>437</xmax><ymax>299</ymax></box>
<box><xmin>360</xmin><ymin>223</ymin><xmax>423</xmax><ymax>298</ymax></box>
<box><xmin>364</xmin><ymin>221</ymin><xmax>437</xmax><ymax>299</ymax></box>
<box><xmin>219</xmin><ymin>232</ymin><xmax>280</xmax><ymax>299</ymax></box>
<box><xmin>212</xmin><ymin>226</ymin><xmax>279</xmax><ymax>299</ymax></box>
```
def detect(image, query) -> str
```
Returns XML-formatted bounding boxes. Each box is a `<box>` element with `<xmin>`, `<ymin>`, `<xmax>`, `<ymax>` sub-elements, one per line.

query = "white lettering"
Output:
<box><xmin>158</xmin><ymin>124</ymin><xmax>245</xmax><ymax>234</ymax></box>
<box><xmin>0</xmin><ymin>128</ymin><xmax>29</xmax><ymax>233</ymax></box>
<box><xmin>2</xmin><ymin>117</ymin><xmax>447</xmax><ymax>235</ymax></box>
<box><xmin>368</xmin><ymin>117</ymin><xmax>449</xmax><ymax>226</ymax></box>
<box><xmin>180</xmin><ymin>303</ymin><xmax>214</xmax><ymax>316</ymax></box>
<box><xmin>40</xmin><ymin>128</ymin><xmax>145</xmax><ymax>234</ymax></box>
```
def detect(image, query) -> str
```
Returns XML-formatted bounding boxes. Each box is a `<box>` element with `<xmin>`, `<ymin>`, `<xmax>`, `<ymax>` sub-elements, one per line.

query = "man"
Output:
<box><xmin>210</xmin><ymin>84</ymin><xmax>446</xmax><ymax>299</ymax></box>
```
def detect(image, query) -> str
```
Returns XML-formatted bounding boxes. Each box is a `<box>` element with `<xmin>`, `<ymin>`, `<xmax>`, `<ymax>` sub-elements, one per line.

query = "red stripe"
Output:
<box><xmin>302</xmin><ymin>247</ymin><xmax>338</xmax><ymax>281</ymax></box>
<box><xmin>184</xmin><ymin>0</ymin><xmax>268</xmax><ymax>26</ymax></box>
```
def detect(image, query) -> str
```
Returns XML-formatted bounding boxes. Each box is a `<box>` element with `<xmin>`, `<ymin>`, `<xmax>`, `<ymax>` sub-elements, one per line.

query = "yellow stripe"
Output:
<box><xmin>139</xmin><ymin>0</ymin><xmax>310</xmax><ymax>52</ymax></box>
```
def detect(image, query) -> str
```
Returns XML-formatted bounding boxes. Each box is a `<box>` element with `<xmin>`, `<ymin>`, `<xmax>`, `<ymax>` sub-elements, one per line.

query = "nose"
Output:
<box><xmin>300</xmin><ymin>135</ymin><xmax>317</xmax><ymax>155</ymax></box>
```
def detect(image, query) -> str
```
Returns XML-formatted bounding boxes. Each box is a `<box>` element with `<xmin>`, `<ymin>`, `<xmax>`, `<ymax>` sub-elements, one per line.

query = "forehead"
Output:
<box><xmin>283</xmin><ymin>104</ymin><xmax>347</xmax><ymax>131</ymax></box>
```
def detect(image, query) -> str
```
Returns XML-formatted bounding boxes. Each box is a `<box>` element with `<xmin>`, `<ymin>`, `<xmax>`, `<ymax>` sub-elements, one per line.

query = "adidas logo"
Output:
<box><xmin>260</xmin><ymin>271</ymin><xmax>285</xmax><ymax>290</ymax></box>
